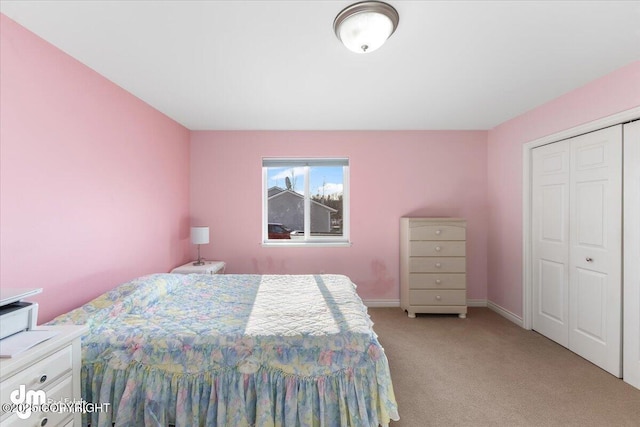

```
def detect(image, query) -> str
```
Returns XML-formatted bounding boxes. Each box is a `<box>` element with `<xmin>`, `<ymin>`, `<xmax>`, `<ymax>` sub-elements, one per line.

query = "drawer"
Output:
<box><xmin>409</xmin><ymin>241</ymin><xmax>465</xmax><ymax>257</ymax></box>
<box><xmin>409</xmin><ymin>273</ymin><xmax>466</xmax><ymax>289</ymax></box>
<box><xmin>0</xmin><ymin>346</ymin><xmax>72</xmax><ymax>406</ymax></box>
<box><xmin>410</xmin><ymin>225</ymin><xmax>465</xmax><ymax>241</ymax></box>
<box><xmin>409</xmin><ymin>290</ymin><xmax>466</xmax><ymax>306</ymax></box>
<box><xmin>1</xmin><ymin>375</ymin><xmax>74</xmax><ymax>427</ymax></box>
<box><xmin>409</xmin><ymin>257</ymin><xmax>466</xmax><ymax>273</ymax></box>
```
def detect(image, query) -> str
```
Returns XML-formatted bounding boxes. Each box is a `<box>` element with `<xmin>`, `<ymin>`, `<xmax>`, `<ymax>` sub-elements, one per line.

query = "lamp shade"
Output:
<box><xmin>191</xmin><ymin>226</ymin><xmax>209</xmax><ymax>245</ymax></box>
<box><xmin>334</xmin><ymin>1</ymin><xmax>399</xmax><ymax>54</ymax></box>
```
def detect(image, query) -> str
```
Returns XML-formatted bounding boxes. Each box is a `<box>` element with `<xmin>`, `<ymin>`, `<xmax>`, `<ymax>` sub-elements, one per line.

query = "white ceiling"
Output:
<box><xmin>2</xmin><ymin>1</ymin><xmax>639</xmax><ymax>131</ymax></box>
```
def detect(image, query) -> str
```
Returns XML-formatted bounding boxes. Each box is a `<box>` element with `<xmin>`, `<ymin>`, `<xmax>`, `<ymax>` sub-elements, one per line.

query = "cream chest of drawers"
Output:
<box><xmin>0</xmin><ymin>325</ymin><xmax>87</xmax><ymax>426</ymax></box>
<box><xmin>400</xmin><ymin>217</ymin><xmax>467</xmax><ymax>318</ymax></box>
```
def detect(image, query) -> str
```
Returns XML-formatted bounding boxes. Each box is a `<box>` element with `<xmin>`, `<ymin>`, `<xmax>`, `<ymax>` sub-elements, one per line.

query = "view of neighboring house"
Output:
<box><xmin>267</xmin><ymin>187</ymin><xmax>337</xmax><ymax>233</ymax></box>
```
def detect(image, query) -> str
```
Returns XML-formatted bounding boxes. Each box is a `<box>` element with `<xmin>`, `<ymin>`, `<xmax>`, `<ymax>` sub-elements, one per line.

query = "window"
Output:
<box><xmin>262</xmin><ymin>158</ymin><xmax>349</xmax><ymax>245</ymax></box>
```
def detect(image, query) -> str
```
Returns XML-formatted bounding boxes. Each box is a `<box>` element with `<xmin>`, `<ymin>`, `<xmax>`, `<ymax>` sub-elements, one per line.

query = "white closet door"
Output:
<box><xmin>532</xmin><ymin>126</ymin><xmax>622</xmax><ymax>377</ymax></box>
<box><xmin>568</xmin><ymin>125</ymin><xmax>622</xmax><ymax>377</ymax></box>
<box><xmin>532</xmin><ymin>140</ymin><xmax>571</xmax><ymax>347</ymax></box>
<box><xmin>624</xmin><ymin>120</ymin><xmax>640</xmax><ymax>389</ymax></box>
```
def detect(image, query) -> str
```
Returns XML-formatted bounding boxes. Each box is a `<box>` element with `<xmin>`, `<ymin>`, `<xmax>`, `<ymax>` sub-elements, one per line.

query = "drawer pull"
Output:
<box><xmin>435</xmin><ymin>246</ymin><xmax>441</xmax><ymax>252</ymax></box>
<box><xmin>435</xmin><ymin>279</ymin><xmax>442</xmax><ymax>284</ymax></box>
<box><xmin>40</xmin><ymin>417</ymin><xmax>48</xmax><ymax>427</ymax></box>
<box><xmin>435</xmin><ymin>230</ymin><xmax>442</xmax><ymax>235</ymax></box>
<box><xmin>39</xmin><ymin>374</ymin><xmax>47</xmax><ymax>383</ymax></box>
<box><xmin>435</xmin><ymin>262</ymin><xmax>442</xmax><ymax>268</ymax></box>
<box><xmin>435</xmin><ymin>295</ymin><xmax>442</xmax><ymax>301</ymax></box>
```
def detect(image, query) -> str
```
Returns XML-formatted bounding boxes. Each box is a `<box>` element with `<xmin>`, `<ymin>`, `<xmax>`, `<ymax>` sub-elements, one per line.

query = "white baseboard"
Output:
<box><xmin>467</xmin><ymin>299</ymin><xmax>487</xmax><ymax>307</ymax></box>
<box><xmin>487</xmin><ymin>300</ymin><xmax>524</xmax><ymax>327</ymax></box>
<box><xmin>363</xmin><ymin>299</ymin><xmax>400</xmax><ymax>307</ymax></box>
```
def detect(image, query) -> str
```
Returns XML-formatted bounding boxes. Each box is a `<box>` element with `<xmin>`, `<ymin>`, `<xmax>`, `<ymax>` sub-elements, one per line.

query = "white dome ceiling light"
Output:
<box><xmin>333</xmin><ymin>1</ymin><xmax>399</xmax><ymax>54</ymax></box>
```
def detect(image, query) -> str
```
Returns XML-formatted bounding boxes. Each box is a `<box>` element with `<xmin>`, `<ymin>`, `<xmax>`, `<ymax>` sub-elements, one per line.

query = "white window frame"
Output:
<box><xmin>262</xmin><ymin>158</ymin><xmax>350</xmax><ymax>247</ymax></box>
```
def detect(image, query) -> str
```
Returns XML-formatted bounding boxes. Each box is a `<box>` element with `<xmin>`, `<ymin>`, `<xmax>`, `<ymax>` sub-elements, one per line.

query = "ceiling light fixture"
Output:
<box><xmin>333</xmin><ymin>1</ymin><xmax>399</xmax><ymax>54</ymax></box>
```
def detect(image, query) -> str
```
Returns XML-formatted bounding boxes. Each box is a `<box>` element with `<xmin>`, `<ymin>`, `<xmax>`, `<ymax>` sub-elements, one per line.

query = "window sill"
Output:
<box><xmin>261</xmin><ymin>241</ymin><xmax>352</xmax><ymax>248</ymax></box>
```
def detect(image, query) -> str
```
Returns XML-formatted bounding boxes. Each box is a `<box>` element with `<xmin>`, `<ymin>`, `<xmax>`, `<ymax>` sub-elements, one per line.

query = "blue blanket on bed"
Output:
<box><xmin>49</xmin><ymin>273</ymin><xmax>399</xmax><ymax>426</ymax></box>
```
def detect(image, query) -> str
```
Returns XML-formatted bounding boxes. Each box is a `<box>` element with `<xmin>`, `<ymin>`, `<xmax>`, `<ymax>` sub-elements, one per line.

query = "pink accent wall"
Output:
<box><xmin>0</xmin><ymin>14</ymin><xmax>191</xmax><ymax>322</ymax></box>
<box><xmin>190</xmin><ymin>131</ymin><xmax>488</xmax><ymax>301</ymax></box>
<box><xmin>487</xmin><ymin>60</ymin><xmax>640</xmax><ymax>317</ymax></box>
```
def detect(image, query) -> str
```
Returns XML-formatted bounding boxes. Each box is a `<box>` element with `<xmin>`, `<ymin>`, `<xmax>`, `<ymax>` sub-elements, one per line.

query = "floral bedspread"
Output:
<box><xmin>48</xmin><ymin>273</ymin><xmax>399</xmax><ymax>426</ymax></box>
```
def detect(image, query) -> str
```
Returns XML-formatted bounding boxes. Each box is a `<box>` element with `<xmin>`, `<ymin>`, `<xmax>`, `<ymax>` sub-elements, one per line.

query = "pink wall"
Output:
<box><xmin>6</xmin><ymin>12</ymin><xmax>634</xmax><ymax>323</ymax></box>
<box><xmin>0</xmin><ymin>14</ymin><xmax>191</xmax><ymax>322</ymax></box>
<box><xmin>487</xmin><ymin>60</ymin><xmax>640</xmax><ymax>317</ymax></box>
<box><xmin>190</xmin><ymin>131</ymin><xmax>488</xmax><ymax>302</ymax></box>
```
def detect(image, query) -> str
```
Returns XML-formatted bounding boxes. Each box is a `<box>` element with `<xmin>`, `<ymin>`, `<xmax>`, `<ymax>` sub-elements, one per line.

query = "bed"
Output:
<box><xmin>48</xmin><ymin>273</ymin><xmax>399</xmax><ymax>426</ymax></box>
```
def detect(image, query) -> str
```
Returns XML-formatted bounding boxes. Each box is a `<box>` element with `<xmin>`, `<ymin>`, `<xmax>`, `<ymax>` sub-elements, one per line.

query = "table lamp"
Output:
<box><xmin>191</xmin><ymin>226</ymin><xmax>209</xmax><ymax>266</ymax></box>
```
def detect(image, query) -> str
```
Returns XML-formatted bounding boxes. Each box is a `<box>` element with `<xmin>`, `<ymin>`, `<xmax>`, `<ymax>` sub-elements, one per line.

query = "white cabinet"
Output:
<box><xmin>0</xmin><ymin>325</ymin><xmax>87</xmax><ymax>426</ymax></box>
<box><xmin>400</xmin><ymin>218</ymin><xmax>467</xmax><ymax>318</ymax></box>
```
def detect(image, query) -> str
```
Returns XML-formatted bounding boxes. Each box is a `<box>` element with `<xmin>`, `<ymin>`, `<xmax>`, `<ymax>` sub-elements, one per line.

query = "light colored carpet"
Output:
<box><xmin>368</xmin><ymin>307</ymin><xmax>640</xmax><ymax>427</ymax></box>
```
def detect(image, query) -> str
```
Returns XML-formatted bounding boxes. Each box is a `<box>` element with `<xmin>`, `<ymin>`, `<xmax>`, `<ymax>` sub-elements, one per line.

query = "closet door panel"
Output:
<box><xmin>532</xmin><ymin>140</ymin><xmax>570</xmax><ymax>346</ymax></box>
<box><xmin>539</xmin><ymin>259</ymin><xmax>565</xmax><ymax>324</ymax></box>
<box><xmin>574</xmin><ymin>268</ymin><xmax>606</xmax><ymax>342</ymax></box>
<box><xmin>575</xmin><ymin>181</ymin><xmax>605</xmax><ymax>247</ymax></box>
<box><xmin>623</xmin><ymin>120</ymin><xmax>640</xmax><ymax>389</ymax></box>
<box><xmin>569</xmin><ymin>125</ymin><xmax>622</xmax><ymax>377</ymax></box>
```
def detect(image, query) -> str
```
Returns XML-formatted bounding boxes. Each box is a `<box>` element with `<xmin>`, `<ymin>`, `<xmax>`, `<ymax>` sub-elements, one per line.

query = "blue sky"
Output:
<box><xmin>268</xmin><ymin>166</ymin><xmax>343</xmax><ymax>197</ymax></box>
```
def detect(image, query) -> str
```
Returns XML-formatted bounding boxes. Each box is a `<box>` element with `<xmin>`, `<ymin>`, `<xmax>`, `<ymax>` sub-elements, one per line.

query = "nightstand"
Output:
<box><xmin>0</xmin><ymin>325</ymin><xmax>88</xmax><ymax>426</ymax></box>
<box><xmin>170</xmin><ymin>260</ymin><xmax>226</xmax><ymax>274</ymax></box>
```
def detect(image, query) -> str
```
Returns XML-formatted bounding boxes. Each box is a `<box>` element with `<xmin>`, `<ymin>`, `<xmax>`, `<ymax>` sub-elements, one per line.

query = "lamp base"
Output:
<box><xmin>193</xmin><ymin>244</ymin><xmax>205</xmax><ymax>266</ymax></box>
